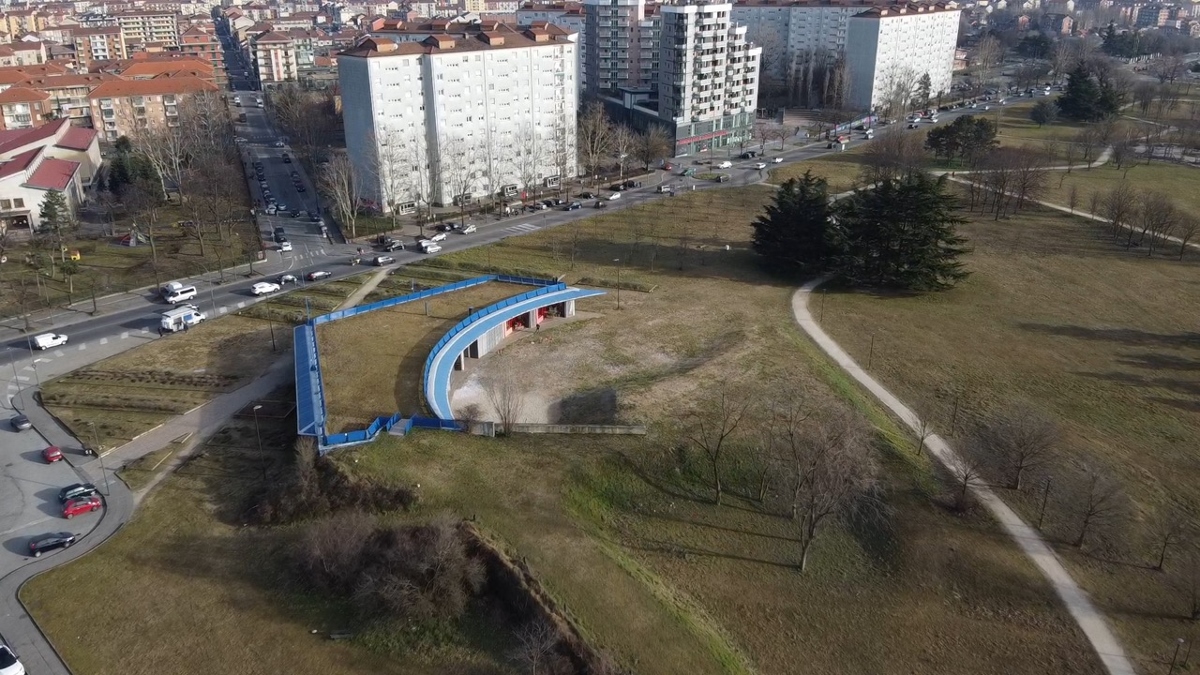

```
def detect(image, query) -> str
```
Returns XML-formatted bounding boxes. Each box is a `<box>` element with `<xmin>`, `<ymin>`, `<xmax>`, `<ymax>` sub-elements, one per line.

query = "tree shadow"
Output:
<box><xmin>1117</xmin><ymin>352</ymin><xmax>1200</xmax><ymax>372</ymax></box>
<box><xmin>626</xmin><ymin>537</ymin><xmax>796</xmax><ymax>569</ymax></box>
<box><xmin>1018</xmin><ymin>323</ymin><xmax>1200</xmax><ymax>349</ymax></box>
<box><xmin>551</xmin><ymin>387</ymin><xmax>618</xmax><ymax>425</ymax></box>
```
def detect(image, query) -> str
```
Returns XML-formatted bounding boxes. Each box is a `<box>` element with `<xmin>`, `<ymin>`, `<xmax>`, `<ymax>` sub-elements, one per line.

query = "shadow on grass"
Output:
<box><xmin>552</xmin><ymin>387</ymin><xmax>618</xmax><ymax>425</ymax></box>
<box><xmin>1018</xmin><ymin>323</ymin><xmax>1200</xmax><ymax>349</ymax></box>
<box><xmin>627</xmin><ymin>537</ymin><xmax>797</xmax><ymax>569</ymax></box>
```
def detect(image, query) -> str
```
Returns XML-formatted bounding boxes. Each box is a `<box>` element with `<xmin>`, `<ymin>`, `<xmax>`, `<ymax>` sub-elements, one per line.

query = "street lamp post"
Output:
<box><xmin>86</xmin><ymin>421</ymin><xmax>110</xmax><ymax>496</ymax></box>
<box><xmin>252</xmin><ymin>404</ymin><xmax>264</xmax><ymax>455</ymax></box>
<box><xmin>1169</xmin><ymin>638</ymin><xmax>1186</xmax><ymax>675</ymax></box>
<box><xmin>5</xmin><ymin>347</ymin><xmax>18</xmax><ymax>403</ymax></box>
<box><xmin>613</xmin><ymin>258</ymin><xmax>623</xmax><ymax>310</ymax></box>
<box><xmin>31</xmin><ymin>358</ymin><xmax>44</xmax><ymax>388</ymax></box>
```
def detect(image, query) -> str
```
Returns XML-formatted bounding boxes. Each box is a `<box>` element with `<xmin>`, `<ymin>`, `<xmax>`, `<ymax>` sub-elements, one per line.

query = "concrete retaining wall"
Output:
<box><xmin>510</xmin><ymin>424</ymin><xmax>647</xmax><ymax>435</ymax></box>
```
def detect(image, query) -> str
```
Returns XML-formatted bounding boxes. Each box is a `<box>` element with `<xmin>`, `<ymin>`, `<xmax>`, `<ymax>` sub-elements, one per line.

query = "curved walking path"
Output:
<box><xmin>790</xmin><ymin>280</ymin><xmax>1136</xmax><ymax>675</ymax></box>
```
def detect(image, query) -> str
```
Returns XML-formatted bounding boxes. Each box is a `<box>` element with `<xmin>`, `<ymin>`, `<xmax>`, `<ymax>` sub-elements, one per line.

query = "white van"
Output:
<box><xmin>161</xmin><ymin>306</ymin><xmax>206</xmax><ymax>333</ymax></box>
<box><xmin>164</xmin><ymin>285</ymin><xmax>198</xmax><ymax>305</ymax></box>
<box><xmin>160</xmin><ymin>281</ymin><xmax>184</xmax><ymax>299</ymax></box>
<box><xmin>32</xmin><ymin>333</ymin><xmax>68</xmax><ymax>350</ymax></box>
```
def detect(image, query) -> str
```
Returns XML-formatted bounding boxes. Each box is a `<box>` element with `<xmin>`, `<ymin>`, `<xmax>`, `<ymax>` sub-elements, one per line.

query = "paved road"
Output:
<box><xmin>0</xmin><ymin>97</ymin><xmax>1000</xmax><ymax>671</ymax></box>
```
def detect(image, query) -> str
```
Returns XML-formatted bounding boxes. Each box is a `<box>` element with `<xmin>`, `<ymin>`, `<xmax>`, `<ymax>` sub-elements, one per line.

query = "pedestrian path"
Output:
<box><xmin>789</xmin><ymin>281</ymin><xmax>1136</xmax><ymax>675</ymax></box>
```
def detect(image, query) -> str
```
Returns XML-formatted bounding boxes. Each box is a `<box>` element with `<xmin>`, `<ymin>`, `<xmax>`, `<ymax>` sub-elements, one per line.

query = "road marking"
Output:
<box><xmin>218</xmin><ymin>306</ymin><xmax>228</xmax><ymax>315</ymax></box>
<box><xmin>236</xmin><ymin>301</ymin><xmax>246</xmax><ymax>308</ymax></box>
<box><xmin>120</xmin><ymin>331</ymin><xmax>129</xmax><ymax>339</ymax></box>
<box><xmin>100</xmin><ymin>337</ymin><xmax>108</xmax><ymax>345</ymax></box>
<box><xmin>15</xmin><ymin>376</ymin><xmax>28</xmax><ymax>382</ymax></box>
<box><xmin>505</xmin><ymin>223</ymin><xmax>540</xmax><ymax>234</ymax></box>
<box><xmin>78</xmin><ymin>344</ymin><xmax>86</xmax><ymax>351</ymax></box>
<box><xmin>54</xmin><ymin>350</ymin><xmax>64</xmax><ymax>357</ymax></box>
<box><xmin>0</xmin><ymin>515</ymin><xmax>54</xmax><ymax>538</ymax></box>
<box><xmin>141</xmin><ymin>327</ymin><xmax>149</xmax><ymax>333</ymax></box>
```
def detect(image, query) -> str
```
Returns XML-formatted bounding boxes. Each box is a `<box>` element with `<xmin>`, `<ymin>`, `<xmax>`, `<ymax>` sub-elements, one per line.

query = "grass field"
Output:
<box><xmin>336</xmin><ymin>186</ymin><xmax>1106</xmax><ymax>674</ymax></box>
<box><xmin>768</xmin><ymin>151</ymin><xmax>866</xmax><ymax>193</ymax></box>
<box><xmin>814</xmin><ymin>198</ymin><xmax>1200</xmax><ymax>670</ymax></box>
<box><xmin>23</xmin><ymin>405</ymin><xmax>516</xmax><ymax>675</ymax></box>
<box><xmin>1039</xmin><ymin>160</ymin><xmax>1200</xmax><ymax>217</ymax></box>
<box><xmin>316</xmin><ymin>281</ymin><xmax>530</xmax><ymax>432</ymax></box>
<box><xmin>42</xmin><ymin>315</ymin><xmax>290</xmax><ymax>450</ymax></box>
<box><xmin>0</xmin><ymin>205</ymin><xmax>260</xmax><ymax>319</ymax></box>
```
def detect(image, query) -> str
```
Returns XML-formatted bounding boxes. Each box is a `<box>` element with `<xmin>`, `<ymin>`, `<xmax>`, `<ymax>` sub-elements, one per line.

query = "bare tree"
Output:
<box><xmin>511</xmin><ymin>122</ymin><xmax>549</xmax><ymax>204</ymax></box>
<box><xmin>1150</xmin><ymin>509</ymin><xmax>1190</xmax><ymax>571</ymax></box>
<box><xmin>952</xmin><ymin>452</ymin><xmax>987</xmax><ymax>513</ymax></box>
<box><xmin>972</xmin><ymin>36</ymin><xmax>1004</xmax><ymax>89</ymax></box>
<box><xmin>130</xmin><ymin>124</ymin><xmax>187</xmax><ymax>202</ymax></box>
<box><xmin>577</xmin><ymin>101</ymin><xmax>614</xmax><ymax>186</ymax></box>
<box><xmin>1052</xmin><ymin>40</ymin><xmax>1076</xmax><ymax>83</ymax></box>
<box><xmin>1074</xmin><ymin>128</ymin><xmax>1101</xmax><ymax>170</ymax></box>
<box><xmin>635</xmin><ymin>126</ymin><xmax>671</xmax><ymax>170</ymax></box>
<box><xmin>1072</xmin><ymin>472</ymin><xmax>1125</xmax><ymax>548</ymax></box>
<box><xmin>1011</xmin><ymin>147</ymin><xmax>1050</xmax><ymax>211</ymax></box>
<box><xmin>318</xmin><ymin>153</ymin><xmax>362</xmax><ymax>239</ymax></box>
<box><xmin>438</xmin><ymin>134</ymin><xmax>481</xmax><ymax>225</ymax></box>
<box><xmin>512</xmin><ymin>620</ymin><xmax>564</xmax><ymax>675</ymax></box>
<box><xmin>611</xmin><ymin>124</ymin><xmax>636</xmax><ymax>181</ymax></box>
<box><xmin>1102</xmin><ymin>182</ymin><xmax>1136</xmax><ymax>240</ymax></box>
<box><xmin>879</xmin><ymin>66</ymin><xmax>920</xmax><ymax>121</ymax></box>
<box><xmin>777</xmin><ymin>411</ymin><xmax>879</xmax><ymax>572</ymax></box>
<box><xmin>483</xmin><ymin>362</ymin><xmax>525</xmax><ymax>436</ymax></box>
<box><xmin>972</xmin><ymin>405</ymin><xmax>1059</xmax><ymax>491</ymax></box>
<box><xmin>371</xmin><ymin>129</ymin><xmax>410</xmax><ymax>228</ymax></box>
<box><xmin>1177</xmin><ymin>215</ymin><xmax>1199</xmax><ymax>260</ymax></box>
<box><xmin>1131</xmin><ymin>190</ymin><xmax>1177</xmax><ymax>251</ymax></box>
<box><xmin>859</xmin><ymin>127</ymin><xmax>924</xmax><ymax>184</ymax></box>
<box><xmin>686</xmin><ymin>382</ymin><xmax>752</xmax><ymax>506</ymax></box>
<box><xmin>1088</xmin><ymin>190</ymin><xmax>1102</xmax><ymax>220</ymax></box>
<box><xmin>1067</xmin><ymin>184</ymin><xmax>1079</xmax><ymax>214</ymax></box>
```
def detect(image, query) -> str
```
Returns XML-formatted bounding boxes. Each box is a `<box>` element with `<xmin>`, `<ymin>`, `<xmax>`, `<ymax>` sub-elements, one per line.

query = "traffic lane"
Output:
<box><xmin>0</xmin><ymin>426</ymin><xmax>99</xmax><ymax>572</ymax></box>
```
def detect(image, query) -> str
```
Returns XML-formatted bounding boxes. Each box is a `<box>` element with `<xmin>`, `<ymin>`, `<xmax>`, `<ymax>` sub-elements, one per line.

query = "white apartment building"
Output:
<box><xmin>250</xmin><ymin>31</ymin><xmax>299</xmax><ymax>87</ymax></box>
<box><xmin>731</xmin><ymin>0</ymin><xmax>960</xmax><ymax>109</ymax></box>
<box><xmin>116</xmin><ymin>9</ymin><xmax>182</xmax><ymax>47</ymax></box>
<box><xmin>338</xmin><ymin>22</ymin><xmax>578</xmax><ymax>211</ymax></box>
<box><xmin>657</xmin><ymin>2</ymin><xmax>760</xmax><ymax>154</ymax></box>
<box><xmin>845</xmin><ymin>3</ymin><xmax>959</xmax><ymax>111</ymax></box>
<box><xmin>515</xmin><ymin>2</ymin><xmax>586</xmax><ymax>91</ymax></box>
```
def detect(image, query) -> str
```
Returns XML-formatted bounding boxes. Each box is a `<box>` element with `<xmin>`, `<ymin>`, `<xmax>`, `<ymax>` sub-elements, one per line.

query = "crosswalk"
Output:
<box><xmin>504</xmin><ymin>223</ymin><xmax>540</xmax><ymax>235</ymax></box>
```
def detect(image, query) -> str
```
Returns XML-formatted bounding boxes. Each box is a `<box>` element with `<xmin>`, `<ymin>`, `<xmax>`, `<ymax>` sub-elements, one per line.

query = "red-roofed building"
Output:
<box><xmin>87</xmin><ymin>76</ymin><xmax>218</xmax><ymax>141</ymax></box>
<box><xmin>0</xmin><ymin>117</ymin><xmax>102</xmax><ymax>231</ymax></box>
<box><xmin>250</xmin><ymin>31</ymin><xmax>297</xmax><ymax>88</ymax></box>
<box><xmin>178</xmin><ymin>26</ymin><xmax>225</xmax><ymax>87</ymax></box>
<box><xmin>0</xmin><ymin>87</ymin><xmax>50</xmax><ymax>130</ymax></box>
<box><xmin>73</xmin><ymin>26</ymin><xmax>126</xmax><ymax>71</ymax></box>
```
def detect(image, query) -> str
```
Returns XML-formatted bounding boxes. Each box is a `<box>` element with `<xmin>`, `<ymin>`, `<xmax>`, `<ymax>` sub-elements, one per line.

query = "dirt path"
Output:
<box><xmin>789</xmin><ymin>280</ymin><xmax>1136</xmax><ymax>675</ymax></box>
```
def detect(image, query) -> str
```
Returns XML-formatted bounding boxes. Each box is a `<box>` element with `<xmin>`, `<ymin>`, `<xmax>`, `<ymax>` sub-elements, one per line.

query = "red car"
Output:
<box><xmin>63</xmin><ymin>495</ymin><xmax>101</xmax><ymax>519</ymax></box>
<box><xmin>42</xmin><ymin>446</ymin><xmax>63</xmax><ymax>463</ymax></box>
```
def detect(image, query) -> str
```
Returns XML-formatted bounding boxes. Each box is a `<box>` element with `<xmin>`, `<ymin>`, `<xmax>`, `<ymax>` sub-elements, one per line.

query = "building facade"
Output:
<box><xmin>87</xmin><ymin>76</ymin><xmax>219</xmax><ymax>140</ymax></box>
<box><xmin>515</xmin><ymin>2</ymin><xmax>586</xmax><ymax>91</ymax></box>
<box><xmin>116</xmin><ymin>10</ymin><xmax>182</xmax><ymax>48</ymax></box>
<box><xmin>845</xmin><ymin>3</ymin><xmax>958</xmax><ymax>111</ymax></box>
<box><xmin>250</xmin><ymin>30</ymin><xmax>299</xmax><ymax>87</ymax></box>
<box><xmin>73</xmin><ymin>26</ymin><xmax>127</xmax><ymax>70</ymax></box>
<box><xmin>338</xmin><ymin>23</ymin><xmax>578</xmax><ymax>211</ymax></box>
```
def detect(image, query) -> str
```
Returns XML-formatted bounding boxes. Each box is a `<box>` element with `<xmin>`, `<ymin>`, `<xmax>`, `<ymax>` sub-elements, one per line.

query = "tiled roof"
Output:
<box><xmin>0</xmin><ymin>86</ymin><xmax>50</xmax><ymax>103</ymax></box>
<box><xmin>118</xmin><ymin>58</ymin><xmax>213</xmax><ymax>77</ymax></box>
<box><xmin>18</xmin><ymin>73</ymin><xmax>116</xmax><ymax>89</ymax></box>
<box><xmin>87</xmin><ymin>76</ymin><xmax>218</xmax><ymax>99</ymax></box>
<box><xmin>11</xmin><ymin>42</ymin><xmax>44</xmax><ymax>52</ymax></box>
<box><xmin>25</xmin><ymin>156</ymin><xmax>78</xmax><ymax>191</ymax></box>
<box><xmin>343</xmin><ymin>22</ymin><xmax>574</xmax><ymax>57</ymax></box>
<box><xmin>0</xmin><ymin>119</ymin><xmax>66</xmax><ymax>155</ymax></box>
<box><xmin>254</xmin><ymin>31</ymin><xmax>292</xmax><ymax>43</ymax></box>
<box><xmin>56</xmin><ymin>126</ymin><xmax>96</xmax><ymax>151</ymax></box>
<box><xmin>0</xmin><ymin>147</ymin><xmax>41</xmax><ymax>180</ymax></box>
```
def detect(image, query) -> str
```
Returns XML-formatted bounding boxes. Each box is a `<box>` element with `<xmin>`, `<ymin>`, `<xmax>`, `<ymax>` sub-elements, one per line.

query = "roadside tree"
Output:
<box><xmin>686</xmin><ymin>382</ymin><xmax>752</xmax><ymax>506</ymax></box>
<box><xmin>1030</xmin><ymin>99</ymin><xmax>1059</xmax><ymax>127</ymax></box>
<box><xmin>318</xmin><ymin>153</ymin><xmax>362</xmax><ymax>239</ymax></box>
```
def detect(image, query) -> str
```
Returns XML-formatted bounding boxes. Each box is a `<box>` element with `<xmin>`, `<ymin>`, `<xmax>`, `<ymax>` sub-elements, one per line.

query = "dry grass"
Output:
<box><xmin>43</xmin><ymin>315</ymin><xmax>290</xmax><ymax>449</ymax></box>
<box><xmin>768</xmin><ymin>151</ymin><xmax>866</xmax><ymax>193</ymax></box>
<box><xmin>1039</xmin><ymin>161</ymin><xmax>1200</xmax><ymax>218</ymax></box>
<box><xmin>22</xmin><ymin>413</ymin><xmax>514</xmax><ymax>675</ymax></box>
<box><xmin>815</xmin><ymin>198</ymin><xmax>1200</xmax><ymax>670</ymax></box>
<box><xmin>116</xmin><ymin>445</ymin><xmax>177</xmax><ymax>492</ymax></box>
<box><xmin>316</xmin><ymin>281</ymin><xmax>530</xmax><ymax>432</ymax></box>
<box><xmin>325</xmin><ymin>185</ymin><xmax>1107</xmax><ymax>674</ymax></box>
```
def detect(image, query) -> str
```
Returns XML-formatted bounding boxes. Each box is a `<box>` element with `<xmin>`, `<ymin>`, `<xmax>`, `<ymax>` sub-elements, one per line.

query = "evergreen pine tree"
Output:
<box><xmin>832</xmin><ymin>174</ymin><xmax>969</xmax><ymax>291</ymax></box>
<box><xmin>751</xmin><ymin>172</ymin><xmax>832</xmax><ymax>277</ymax></box>
<box><xmin>1057</xmin><ymin>66</ymin><xmax>1105</xmax><ymax>121</ymax></box>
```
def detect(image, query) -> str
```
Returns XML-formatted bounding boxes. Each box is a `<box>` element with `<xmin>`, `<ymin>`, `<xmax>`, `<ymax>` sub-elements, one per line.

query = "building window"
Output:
<box><xmin>13</xmin><ymin>199</ymin><xmax>23</xmax><ymax>208</ymax></box>
<box><xmin>0</xmin><ymin>200</ymin><xmax>10</xmax><ymax>210</ymax></box>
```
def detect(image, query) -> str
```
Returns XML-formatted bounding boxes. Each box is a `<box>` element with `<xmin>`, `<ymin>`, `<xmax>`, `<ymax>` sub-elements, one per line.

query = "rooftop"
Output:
<box><xmin>56</xmin><ymin>126</ymin><xmax>97</xmax><ymax>151</ymax></box>
<box><xmin>87</xmin><ymin>76</ymin><xmax>218</xmax><ymax>99</ymax></box>
<box><xmin>0</xmin><ymin>118</ymin><xmax>69</xmax><ymax>155</ymax></box>
<box><xmin>345</xmin><ymin>20</ymin><xmax>575</xmax><ymax>57</ymax></box>
<box><xmin>25</xmin><ymin>156</ymin><xmax>78</xmax><ymax>191</ymax></box>
<box><xmin>0</xmin><ymin>147</ymin><xmax>41</xmax><ymax>181</ymax></box>
<box><xmin>0</xmin><ymin>86</ymin><xmax>50</xmax><ymax>104</ymax></box>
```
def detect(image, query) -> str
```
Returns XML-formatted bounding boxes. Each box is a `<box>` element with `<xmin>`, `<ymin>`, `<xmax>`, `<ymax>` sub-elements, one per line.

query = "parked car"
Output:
<box><xmin>382</xmin><ymin>240</ymin><xmax>405</xmax><ymax>252</ymax></box>
<box><xmin>460</xmin><ymin>224</ymin><xmax>477</xmax><ymax>234</ymax></box>
<box><xmin>290</xmin><ymin>210</ymin><xmax>302</xmax><ymax>218</ymax></box>
<box><xmin>656</xmin><ymin>185</ymin><xmax>672</xmax><ymax>193</ymax></box>
<box><xmin>436</xmin><ymin>223</ymin><xmax>455</xmax><ymax>232</ymax></box>
<box><xmin>577</xmin><ymin>191</ymin><xmax>596</xmax><ymax>199</ymax></box>
<box><xmin>306</xmin><ymin>271</ymin><xmax>332</xmax><ymax>281</ymax></box>
<box><xmin>621</xmin><ymin>180</ymin><xmax>643</xmax><ymax>189</ymax></box>
<box><xmin>251</xmin><ymin>282</ymin><xmax>281</xmax><ymax>296</ymax></box>
<box><xmin>373</xmin><ymin>255</ymin><xmax>395</xmax><ymax>266</ymax></box>
<box><xmin>10</xmin><ymin>414</ymin><xmax>30</xmax><ymax>431</ymax></box>
<box><xmin>29</xmin><ymin>532</ymin><xmax>75</xmax><ymax>557</ymax></box>
<box><xmin>431</xmin><ymin>232</ymin><xmax>448</xmax><ymax>242</ymax></box>
<box><xmin>565</xmin><ymin>201</ymin><xmax>582</xmax><ymax>210</ymax></box>
<box><xmin>0</xmin><ymin>645</ymin><xmax>21</xmax><ymax>675</ymax></box>
<box><xmin>63</xmin><ymin>495</ymin><xmax>102</xmax><ymax>519</ymax></box>
<box><xmin>264</xmin><ymin>205</ymin><xmax>278</xmax><ymax>215</ymax></box>
<box><xmin>594</xmin><ymin>200</ymin><xmax>608</xmax><ymax>209</ymax></box>
<box><xmin>58</xmin><ymin>483</ymin><xmax>97</xmax><ymax>502</ymax></box>
<box><xmin>273</xmin><ymin>139</ymin><xmax>285</xmax><ymax>148</ymax></box>
<box><xmin>273</xmin><ymin>226</ymin><xmax>285</xmax><ymax>237</ymax></box>
<box><xmin>739</xmin><ymin>151</ymin><xmax>758</xmax><ymax>159</ymax></box>
<box><xmin>42</xmin><ymin>446</ymin><xmax>63</xmax><ymax>463</ymax></box>
<box><xmin>422</xmin><ymin>243</ymin><xmax>442</xmax><ymax>254</ymax></box>
<box><xmin>282</xmin><ymin>154</ymin><xmax>292</xmax><ymax>163</ymax></box>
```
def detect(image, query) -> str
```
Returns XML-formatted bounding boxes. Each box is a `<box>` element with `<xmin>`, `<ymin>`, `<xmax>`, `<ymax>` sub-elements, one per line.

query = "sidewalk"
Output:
<box><xmin>789</xmin><ymin>281</ymin><xmax>1136</xmax><ymax>675</ymax></box>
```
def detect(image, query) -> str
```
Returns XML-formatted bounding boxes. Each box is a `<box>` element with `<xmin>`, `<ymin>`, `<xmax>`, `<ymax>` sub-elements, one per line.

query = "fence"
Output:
<box><xmin>421</xmin><ymin>282</ymin><xmax>567</xmax><ymax>416</ymax></box>
<box><xmin>306</xmin><ymin>274</ymin><xmax>556</xmax><ymax>452</ymax></box>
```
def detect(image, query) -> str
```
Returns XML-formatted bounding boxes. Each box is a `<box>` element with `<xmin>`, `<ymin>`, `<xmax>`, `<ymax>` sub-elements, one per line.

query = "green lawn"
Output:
<box><xmin>1040</xmin><ymin>161</ymin><xmax>1200</xmax><ymax>217</ymax></box>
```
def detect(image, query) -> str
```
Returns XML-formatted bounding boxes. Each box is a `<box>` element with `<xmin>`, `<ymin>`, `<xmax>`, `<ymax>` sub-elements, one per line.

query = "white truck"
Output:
<box><xmin>161</xmin><ymin>305</ymin><xmax>206</xmax><ymax>333</ymax></box>
<box><xmin>32</xmin><ymin>333</ymin><xmax>68</xmax><ymax>350</ymax></box>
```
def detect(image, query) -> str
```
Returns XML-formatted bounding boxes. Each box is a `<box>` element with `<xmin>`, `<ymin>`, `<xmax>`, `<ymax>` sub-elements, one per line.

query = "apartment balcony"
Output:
<box><xmin>99</xmin><ymin>101</ymin><xmax>113</xmax><ymax>110</ymax></box>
